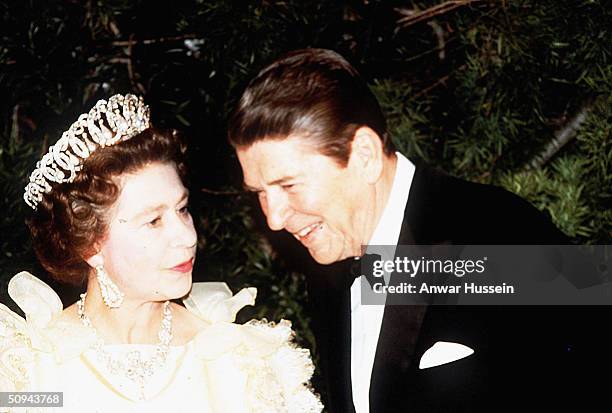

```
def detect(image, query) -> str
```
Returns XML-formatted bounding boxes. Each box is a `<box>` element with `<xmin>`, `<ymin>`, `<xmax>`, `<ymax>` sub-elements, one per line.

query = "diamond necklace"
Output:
<box><xmin>77</xmin><ymin>293</ymin><xmax>173</xmax><ymax>399</ymax></box>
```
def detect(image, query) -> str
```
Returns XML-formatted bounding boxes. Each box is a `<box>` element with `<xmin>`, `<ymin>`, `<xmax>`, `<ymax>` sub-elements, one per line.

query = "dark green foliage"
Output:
<box><xmin>1</xmin><ymin>1</ymin><xmax>610</xmax><ymax>380</ymax></box>
<box><xmin>370</xmin><ymin>0</ymin><xmax>610</xmax><ymax>242</ymax></box>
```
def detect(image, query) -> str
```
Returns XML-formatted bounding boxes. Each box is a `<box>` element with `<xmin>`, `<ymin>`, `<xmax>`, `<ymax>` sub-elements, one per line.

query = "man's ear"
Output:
<box><xmin>348</xmin><ymin>126</ymin><xmax>384</xmax><ymax>184</ymax></box>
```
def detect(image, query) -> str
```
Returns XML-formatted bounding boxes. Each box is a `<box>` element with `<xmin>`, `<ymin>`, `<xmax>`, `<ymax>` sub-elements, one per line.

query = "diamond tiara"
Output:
<box><xmin>23</xmin><ymin>94</ymin><xmax>151</xmax><ymax>210</ymax></box>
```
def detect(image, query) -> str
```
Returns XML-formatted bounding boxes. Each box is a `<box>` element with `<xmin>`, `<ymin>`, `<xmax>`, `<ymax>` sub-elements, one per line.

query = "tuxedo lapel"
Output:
<box><xmin>368</xmin><ymin>163</ymin><xmax>433</xmax><ymax>412</ymax></box>
<box><xmin>398</xmin><ymin>161</ymin><xmax>444</xmax><ymax>246</ymax></box>
<box><xmin>327</xmin><ymin>279</ymin><xmax>355</xmax><ymax>413</ymax></box>
<box><xmin>370</xmin><ymin>301</ymin><xmax>427</xmax><ymax>412</ymax></box>
<box><xmin>306</xmin><ymin>260</ymin><xmax>355</xmax><ymax>413</ymax></box>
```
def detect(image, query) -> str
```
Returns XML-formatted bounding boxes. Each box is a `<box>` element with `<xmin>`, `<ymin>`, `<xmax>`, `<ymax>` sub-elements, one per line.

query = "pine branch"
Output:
<box><xmin>427</xmin><ymin>20</ymin><xmax>447</xmax><ymax>60</ymax></box>
<box><xmin>200</xmin><ymin>187</ymin><xmax>243</xmax><ymax>196</ymax></box>
<box><xmin>110</xmin><ymin>34</ymin><xmax>199</xmax><ymax>47</ymax></box>
<box><xmin>413</xmin><ymin>64</ymin><xmax>466</xmax><ymax>98</ymax></box>
<box><xmin>527</xmin><ymin>102</ymin><xmax>592</xmax><ymax>170</ymax></box>
<box><xmin>124</xmin><ymin>35</ymin><xmax>146</xmax><ymax>95</ymax></box>
<box><xmin>395</xmin><ymin>0</ymin><xmax>485</xmax><ymax>29</ymax></box>
<box><xmin>10</xmin><ymin>105</ymin><xmax>20</xmax><ymax>147</ymax></box>
<box><xmin>108</xmin><ymin>36</ymin><xmax>146</xmax><ymax>94</ymax></box>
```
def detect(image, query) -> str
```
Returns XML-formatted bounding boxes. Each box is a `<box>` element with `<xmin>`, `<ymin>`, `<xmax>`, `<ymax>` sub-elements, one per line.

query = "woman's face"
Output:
<box><xmin>93</xmin><ymin>162</ymin><xmax>197</xmax><ymax>302</ymax></box>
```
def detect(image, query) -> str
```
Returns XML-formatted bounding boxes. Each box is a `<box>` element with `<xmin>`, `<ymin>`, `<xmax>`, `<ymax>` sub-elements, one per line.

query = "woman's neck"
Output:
<box><xmin>82</xmin><ymin>280</ymin><xmax>168</xmax><ymax>345</ymax></box>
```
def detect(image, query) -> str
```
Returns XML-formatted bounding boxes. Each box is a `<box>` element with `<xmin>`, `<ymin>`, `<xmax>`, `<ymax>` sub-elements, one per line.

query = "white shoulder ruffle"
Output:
<box><xmin>1</xmin><ymin>276</ymin><xmax>323</xmax><ymax>412</ymax></box>
<box><xmin>240</xmin><ymin>319</ymin><xmax>324</xmax><ymax>413</ymax></box>
<box><xmin>183</xmin><ymin>282</ymin><xmax>257</xmax><ymax>323</ymax></box>
<box><xmin>0</xmin><ymin>271</ymin><xmax>61</xmax><ymax>391</ymax></box>
<box><xmin>184</xmin><ymin>282</ymin><xmax>323</xmax><ymax>412</ymax></box>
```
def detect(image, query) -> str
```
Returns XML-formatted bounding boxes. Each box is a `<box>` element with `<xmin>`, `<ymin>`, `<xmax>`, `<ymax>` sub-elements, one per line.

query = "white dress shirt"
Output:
<box><xmin>350</xmin><ymin>152</ymin><xmax>415</xmax><ymax>413</ymax></box>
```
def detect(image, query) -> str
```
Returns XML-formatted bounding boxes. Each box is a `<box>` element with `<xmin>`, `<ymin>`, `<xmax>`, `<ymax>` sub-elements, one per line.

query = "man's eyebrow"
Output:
<box><xmin>243</xmin><ymin>177</ymin><xmax>295</xmax><ymax>192</ymax></box>
<box><xmin>243</xmin><ymin>183</ymin><xmax>260</xmax><ymax>192</ymax></box>
<box><xmin>175</xmin><ymin>191</ymin><xmax>189</xmax><ymax>206</ymax></box>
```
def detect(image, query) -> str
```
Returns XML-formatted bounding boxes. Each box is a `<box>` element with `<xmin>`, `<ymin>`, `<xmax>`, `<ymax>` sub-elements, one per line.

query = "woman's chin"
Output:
<box><xmin>174</xmin><ymin>274</ymin><xmax>193</xmax><ymax>298</ymax></box>
<box><xmin>155</xmin><ymin>274</ymin><xmax>193</xmax><ymax>301</ymax></box>
<box><xmin>176</xmin><ymin>278</ymin><xmax>193</xmax><ymax>299</ymax></box>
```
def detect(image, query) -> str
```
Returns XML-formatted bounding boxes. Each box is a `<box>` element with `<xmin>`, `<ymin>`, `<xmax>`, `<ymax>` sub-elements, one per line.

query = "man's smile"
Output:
<box><xmin>294</xmin><ymin>222</ymin><xmax>323</xmax><ymax>244</ymax></box>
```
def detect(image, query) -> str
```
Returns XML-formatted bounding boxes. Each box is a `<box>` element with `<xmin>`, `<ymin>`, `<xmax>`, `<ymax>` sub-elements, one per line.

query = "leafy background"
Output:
<box><xmin>1</xmin><ymin>0</ymin><xmax>610</xmax><ymax>400</ymax></box>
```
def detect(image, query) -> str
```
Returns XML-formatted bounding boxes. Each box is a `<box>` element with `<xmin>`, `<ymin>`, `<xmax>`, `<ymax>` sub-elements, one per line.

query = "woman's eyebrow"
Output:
<box><xmin>118</xmin><ymin>190</ymin><xmax>189</xmax><ymax>223</ymax></box>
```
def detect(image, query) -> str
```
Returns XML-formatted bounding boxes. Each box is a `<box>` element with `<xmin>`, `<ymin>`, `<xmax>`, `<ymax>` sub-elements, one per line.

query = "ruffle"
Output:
<box><xmin>189</xmin><ymin>320</ymin><xmax>322</xmax><ymax>413</ymax></box>
<box><xmin>1</xmin><ymin>272</ymin><xmax>323</xmax><ymax>412</ymax></box>
<box><xmin>185</xmin><ymin>285</ymin><xmax>322</xmax><ymax>412</ymax></box>
<box><xmin>1</xmin><ymin>271</ymin><xmax>62</xmax><ymax>391</ymax></box>
<box><xmin>183</xmin><ymin>282</ymin><xmax>257</xmax><ymax>323</ymax></box>
<box><xmin>241</xmin><ymin>320</ymin><xmax>323</xmax><ymax>413</ymax></box>
<box><xmin>0</xmin><ymin>302</ymin><xmax>33</xmax><ymax>391</ymax></box>
<box><xmin>8</xmin><ymin>272</ymin><xmax>62</xmax><ymax>329</ymax></box>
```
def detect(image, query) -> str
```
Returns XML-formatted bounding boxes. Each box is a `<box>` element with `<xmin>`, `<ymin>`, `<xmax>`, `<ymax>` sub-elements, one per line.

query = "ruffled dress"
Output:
<box><xmin>0</xmin><ymin>272</ymin><xmax>323</xmax><ymax>413</ymax></box>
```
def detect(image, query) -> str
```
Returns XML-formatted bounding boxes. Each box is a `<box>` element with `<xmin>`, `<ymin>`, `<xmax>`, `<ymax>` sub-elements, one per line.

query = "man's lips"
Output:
<box><xmin>170</xmin><ymin>258</ymin><xmax>194</xmax><ymax>273</ymax></box>
<box><xmin>293</xmin><ymin>222</ymin><xmax>322</xmax><ymax>244</ymax></box>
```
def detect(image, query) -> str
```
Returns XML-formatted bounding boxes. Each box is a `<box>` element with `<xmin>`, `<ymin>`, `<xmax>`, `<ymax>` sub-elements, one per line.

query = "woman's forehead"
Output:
<box><xmin>112</xmin><ymin>163</ymin><xmax>186</xmax><ymax>216</ymax></box>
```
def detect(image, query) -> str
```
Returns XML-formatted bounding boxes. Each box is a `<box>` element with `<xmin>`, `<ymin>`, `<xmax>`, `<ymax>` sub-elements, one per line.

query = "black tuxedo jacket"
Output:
<box><xmin>305</xmin><ymin>162</ymin><xmax>607</xmax><ymax>412</ymax></box>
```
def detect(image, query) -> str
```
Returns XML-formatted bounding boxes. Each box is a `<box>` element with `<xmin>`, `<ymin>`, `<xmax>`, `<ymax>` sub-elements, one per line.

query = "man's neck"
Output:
<box><xmin>363</xmin><ymin>153</ymin><xmax>398</xmax><ymax>247</ymax></box>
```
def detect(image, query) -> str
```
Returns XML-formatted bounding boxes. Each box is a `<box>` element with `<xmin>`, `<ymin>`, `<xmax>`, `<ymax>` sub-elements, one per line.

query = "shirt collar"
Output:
<box><xmin>368</xmin><ymin>152</ymin><xmax>415</xmax><ymax>247</ymax></box>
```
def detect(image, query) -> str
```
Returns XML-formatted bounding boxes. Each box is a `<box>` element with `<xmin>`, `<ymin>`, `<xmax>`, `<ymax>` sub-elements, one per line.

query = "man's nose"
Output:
<box><xmin>263</xmin><ymin>191</ymin><xmax>290</xmax><ymax>231</ymax></box>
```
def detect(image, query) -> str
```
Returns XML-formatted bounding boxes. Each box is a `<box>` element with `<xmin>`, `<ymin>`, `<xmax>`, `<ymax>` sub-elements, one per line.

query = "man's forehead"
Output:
<box><xmin>238</xmin><ymin>136</ymin><xmax>315</xmax><ymax>165</ymax></box>
<box><xmin>238</xmin><ymin>146</ymin><xmax>296</xmax><ymax>181</ymax></box>
<box><xmin>237</xmin><ymin>136</ymin><xmax>323</xmax><ymax>184</ymax></box>
<box><xmin>242</xmin><ymin>134</ymin><xmax>318</xmax><ymax>154</ymax></box>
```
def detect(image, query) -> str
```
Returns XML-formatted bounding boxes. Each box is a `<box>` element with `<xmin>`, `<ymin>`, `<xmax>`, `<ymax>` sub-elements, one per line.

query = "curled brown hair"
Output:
<box><xmin>228</xmin><ymin>48</ymin><xmax>395</xmax><ymax>166</ymax></box>
<box><xmin>26</xmin><ymin>128</ymin><xmax>188</xmax><ymax>285</ymax></box>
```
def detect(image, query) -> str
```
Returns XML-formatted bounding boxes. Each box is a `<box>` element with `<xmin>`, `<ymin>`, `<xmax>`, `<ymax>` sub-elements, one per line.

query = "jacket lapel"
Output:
<box><xmin>368</xmin><ymin>163</ymin><xmax>433</xmax><ymax>411</ymax></box>
<box><xmin>370</xmin><ymin>302</ymin><xmax>427</xmax><ymax>411</ymax></box>
<box><xmin>306</xmin><ymin>260</ymin><xmax>356</xmax><ymax>413</ymax></box>
<box><xmin>330</xmin><ymin>282</ymin><xmax>356</xmax><ymax>413</ymax></box>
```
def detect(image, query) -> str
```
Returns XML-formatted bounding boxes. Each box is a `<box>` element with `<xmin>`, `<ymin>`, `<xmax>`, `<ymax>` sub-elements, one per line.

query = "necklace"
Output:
<box><xmin>77</xmin><ymin>293</ymin><xmax>173</xmax><ymax>398</ymax></box>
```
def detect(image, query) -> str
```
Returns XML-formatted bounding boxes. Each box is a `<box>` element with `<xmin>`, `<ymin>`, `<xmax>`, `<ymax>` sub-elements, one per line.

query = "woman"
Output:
<box><xmin>0</xmin><ymin>94</ymin><xmax>323</xmax><ymax>412</ymax></box>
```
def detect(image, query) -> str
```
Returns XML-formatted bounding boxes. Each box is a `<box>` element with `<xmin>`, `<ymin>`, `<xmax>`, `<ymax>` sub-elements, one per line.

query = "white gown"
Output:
<box><xmin>0</xmin><ymin>272</ymin><xmax>323</xmax><ymax>413</ymax></box>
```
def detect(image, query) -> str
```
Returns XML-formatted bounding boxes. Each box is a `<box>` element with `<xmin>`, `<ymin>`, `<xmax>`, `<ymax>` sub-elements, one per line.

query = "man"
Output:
<box><xmin>228</xmin><ymin>49</ymin><xmax>593</xmax><ymax>412</ymax></box>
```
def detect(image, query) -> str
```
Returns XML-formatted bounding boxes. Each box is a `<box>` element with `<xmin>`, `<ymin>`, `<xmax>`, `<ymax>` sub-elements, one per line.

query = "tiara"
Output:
<box><xmin>23</xmin><ymin>94</ymin><xmax>150</xmax><ymax>210</ymax></box>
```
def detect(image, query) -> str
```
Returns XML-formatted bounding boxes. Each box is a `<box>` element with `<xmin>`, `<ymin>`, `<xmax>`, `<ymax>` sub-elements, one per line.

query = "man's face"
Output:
<box><xmin>237</xmin><ymin>136</ymin><xmax>370</xmax><ymax>264</ymax></box>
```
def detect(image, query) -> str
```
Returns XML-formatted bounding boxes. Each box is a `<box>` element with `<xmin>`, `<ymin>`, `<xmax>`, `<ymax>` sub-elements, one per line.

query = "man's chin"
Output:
<box><xmin>308</xmin><ymin>248</ymin><xmax>342</xmax><ymax>265</ymax></box>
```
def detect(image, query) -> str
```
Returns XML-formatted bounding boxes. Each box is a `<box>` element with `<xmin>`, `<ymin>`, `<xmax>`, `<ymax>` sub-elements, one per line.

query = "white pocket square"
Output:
<box><xmin>419</xmin><ymin>341</ymin><xmax>475</xmax><ymax>369</ymax></box>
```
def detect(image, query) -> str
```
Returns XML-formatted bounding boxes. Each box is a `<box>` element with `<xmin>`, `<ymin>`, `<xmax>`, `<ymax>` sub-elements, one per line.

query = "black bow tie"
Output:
<box><xmin>349</xmin><ymin>253</ymin><xmax>384</xmax><ymax>288</ymax></box>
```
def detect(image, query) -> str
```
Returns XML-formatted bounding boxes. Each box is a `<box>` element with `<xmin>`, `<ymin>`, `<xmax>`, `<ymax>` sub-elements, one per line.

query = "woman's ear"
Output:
<box><xmin>84</xmin><ymin>245</ymin><xmax>104</xmax><ymax>269</ymax></box>
<box><xmin>348</xmin><ymin>126</ymin><xmax>384</xmax><ymax>184</ymax></box>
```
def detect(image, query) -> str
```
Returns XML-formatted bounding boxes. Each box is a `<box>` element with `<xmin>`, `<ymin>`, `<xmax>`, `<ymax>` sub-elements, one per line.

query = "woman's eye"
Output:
<box><xmin>147</xmin><ymin>217</ymin><xmax>162</xmax><ymax>227</ymax></box>
<box><xmin>179</xmin><ymin>205</ymin><xmax>189</xmax><ymax>215</ymax></box>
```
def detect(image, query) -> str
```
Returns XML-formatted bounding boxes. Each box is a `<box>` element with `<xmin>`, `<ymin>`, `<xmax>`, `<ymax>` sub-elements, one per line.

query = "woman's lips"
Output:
<box><xmin>170</xmin><ymin>258</ymin><xmax>193</xmax><ymax>273</ymax></box>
